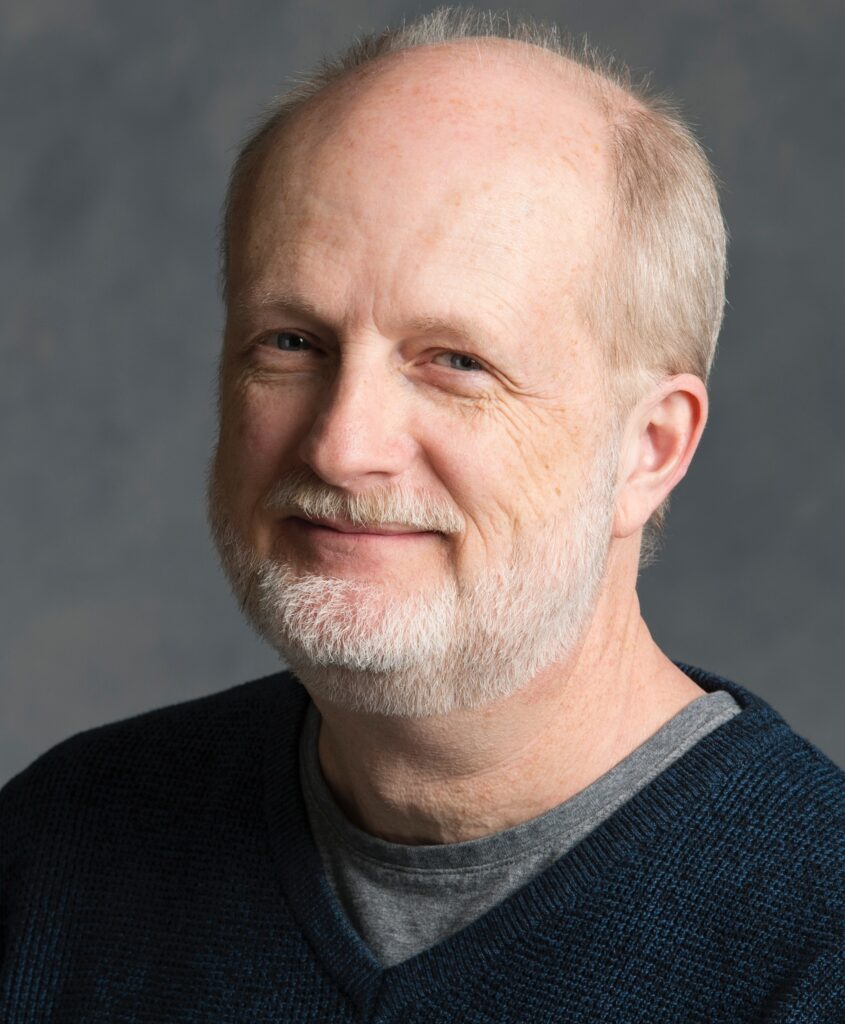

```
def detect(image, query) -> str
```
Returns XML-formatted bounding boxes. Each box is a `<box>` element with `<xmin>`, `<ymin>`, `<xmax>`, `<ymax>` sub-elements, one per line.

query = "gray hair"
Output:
<box><xmin>219</xmin><ymin>6</ymin><xmax>728</xmax><ymax>568</ymax></box>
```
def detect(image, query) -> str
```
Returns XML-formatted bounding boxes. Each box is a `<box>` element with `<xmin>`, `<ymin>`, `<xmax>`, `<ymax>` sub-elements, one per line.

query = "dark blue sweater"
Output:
<box><xmin>1</xmin><ymin>664</ymin><xmax>843</xmax><ymax>1022</ymax></box>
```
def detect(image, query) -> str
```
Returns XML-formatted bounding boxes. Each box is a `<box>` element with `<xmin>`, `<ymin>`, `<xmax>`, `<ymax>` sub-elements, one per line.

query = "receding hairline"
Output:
<box><xmin>289</xmin><ymin>34</ymin><xmax>631</xmax><ymax>114</ymax></box>
<box><xmin>222</xmin><ymin>34</ymin><xmax>641</xmax><ymax>292</ymax></box>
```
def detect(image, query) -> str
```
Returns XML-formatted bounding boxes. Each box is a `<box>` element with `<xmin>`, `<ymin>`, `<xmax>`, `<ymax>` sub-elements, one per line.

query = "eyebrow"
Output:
<box><xmin>404</xmin><ymin>314</ymin><xmax>494</xmax><ymax>352</ymax></box>
<box><xmin>229</xmin><ymin>291</ymin><xmax>324</xmax><ymax>325</ymax></box>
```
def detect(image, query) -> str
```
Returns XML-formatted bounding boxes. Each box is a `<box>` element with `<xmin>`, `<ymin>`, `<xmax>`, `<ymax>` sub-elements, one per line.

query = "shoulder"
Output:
<box><xmin>0</xmin><ymin>670</ymin><xmax>308</xmax><ymax>855</ymax></box>
<box><xmin>679</xmin><ymin>662</ymin><xmax>845</xmax><ymax>806</ymax></box>
<box><xmin>685</xmin><ymin>666</ymin><xmax>845</xmax><ymax>922</ymax></box>
<box><xmin>727</xmin><ymin>723</ymin><xmax>845</xmax><ymax>858</ymax></box>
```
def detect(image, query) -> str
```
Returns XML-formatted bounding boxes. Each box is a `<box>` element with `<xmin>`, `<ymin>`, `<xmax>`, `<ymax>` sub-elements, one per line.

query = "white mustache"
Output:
<box><xmin>260</xmin><ymin>468</ymin><xmax>466</xmax><ymax>536</ymax></box>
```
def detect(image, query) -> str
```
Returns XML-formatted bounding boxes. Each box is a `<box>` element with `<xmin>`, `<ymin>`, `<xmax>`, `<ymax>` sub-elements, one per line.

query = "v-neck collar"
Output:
<box><xmin>263</xmin><ymin>663</ymin><xmax>787</xmax><ymax>1019</ymax></box>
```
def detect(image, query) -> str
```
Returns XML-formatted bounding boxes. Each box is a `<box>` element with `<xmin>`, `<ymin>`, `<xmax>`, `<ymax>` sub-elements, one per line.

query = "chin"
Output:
<box><xmin>250</xmin><ymin>562</ymin><xmax>456</xmax><ymax>670</ymax></box>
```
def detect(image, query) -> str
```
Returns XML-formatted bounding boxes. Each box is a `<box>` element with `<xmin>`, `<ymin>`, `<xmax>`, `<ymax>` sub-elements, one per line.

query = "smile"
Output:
<box><xmin>287</xmin><ymin>517</ymin><xmax>439</xmax><ymax>541</ymax></box>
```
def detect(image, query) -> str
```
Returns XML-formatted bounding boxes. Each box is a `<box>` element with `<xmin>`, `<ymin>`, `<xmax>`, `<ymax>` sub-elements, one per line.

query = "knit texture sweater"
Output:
<box><xmin>1</xmin><ymin>663</ymin><xmax>844</xmax><ymax>1023</ymax></box>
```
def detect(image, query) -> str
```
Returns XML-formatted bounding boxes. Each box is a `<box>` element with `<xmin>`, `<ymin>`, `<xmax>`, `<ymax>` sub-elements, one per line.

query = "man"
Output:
<box><xmin>1</xmin><ymin>9</ymin><xmax>843</xmax><ymax>1022</ymax></box>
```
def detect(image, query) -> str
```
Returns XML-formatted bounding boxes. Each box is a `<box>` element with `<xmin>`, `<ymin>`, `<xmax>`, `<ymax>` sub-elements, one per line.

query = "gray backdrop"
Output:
<box><xmin>2</xmin><ymin>0</ymin><xmax>843</xmax><ymax>788</ymax></box>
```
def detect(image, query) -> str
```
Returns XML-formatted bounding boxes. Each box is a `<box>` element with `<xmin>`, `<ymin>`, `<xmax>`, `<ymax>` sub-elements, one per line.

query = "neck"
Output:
<box><xmin>309</xmin><ymin>544</ymin><xmax>704</xmax><ymax>845</ymax></box>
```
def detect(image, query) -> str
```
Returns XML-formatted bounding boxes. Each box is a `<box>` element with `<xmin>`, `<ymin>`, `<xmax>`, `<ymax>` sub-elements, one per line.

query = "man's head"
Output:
<box><xmin>207</xmin><ymin>9</ymin><xmax>725</xmax><ymax>717</ymax></box>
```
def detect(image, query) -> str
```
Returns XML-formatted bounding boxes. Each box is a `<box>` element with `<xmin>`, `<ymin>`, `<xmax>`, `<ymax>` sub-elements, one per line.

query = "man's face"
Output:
<box><xmin>209</xmin><ymin>46</ymin><xmax>621</xmax><ymax>716</ymax></box>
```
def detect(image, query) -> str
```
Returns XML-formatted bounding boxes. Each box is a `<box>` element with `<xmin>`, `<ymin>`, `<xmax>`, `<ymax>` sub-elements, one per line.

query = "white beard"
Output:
<box><xmin>207</xmin><ymin>438</ymin><xmax>620</xmax><ymax>718</ymax></box>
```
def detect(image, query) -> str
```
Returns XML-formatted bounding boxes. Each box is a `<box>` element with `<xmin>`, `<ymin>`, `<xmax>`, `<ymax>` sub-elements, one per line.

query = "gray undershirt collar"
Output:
<box><xmin>300</xmin><ymin>687</ymin><xmax>741</xmax><ymax>966</ymax></box>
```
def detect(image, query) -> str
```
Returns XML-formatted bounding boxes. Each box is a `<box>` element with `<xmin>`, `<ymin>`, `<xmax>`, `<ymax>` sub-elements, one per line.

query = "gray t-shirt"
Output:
<box><xmin>300</xmin><ymin>689</ymin><xmax>741</xmax><ymax>967</ymax></box>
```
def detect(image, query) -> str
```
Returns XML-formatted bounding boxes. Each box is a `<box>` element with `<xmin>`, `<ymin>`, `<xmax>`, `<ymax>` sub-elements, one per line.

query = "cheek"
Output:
<box><xmin>423</xmin><ymin>415</ymin><xmax>530</xmax><ymax>549</ymax></box>
<box><xmin>217</xmin><ymin>384</ymin><xmax>308</xmax><ymax>504</ymax></box>
<box><xmin>455</xmin><ymin>408</ymin><xmax>587</xmax><ymax>534</ymax></box>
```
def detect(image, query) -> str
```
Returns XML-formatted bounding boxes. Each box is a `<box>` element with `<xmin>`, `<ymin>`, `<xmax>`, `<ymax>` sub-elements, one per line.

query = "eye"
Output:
<box><xmin>433</xmin><ymin>352</ymin><xmax>485</xmax><ymax>373</ymax></box>
<box><xmin>261</xmin><ymin>331</ymin><xmax>315</xmax><ymax>352</ymax></box>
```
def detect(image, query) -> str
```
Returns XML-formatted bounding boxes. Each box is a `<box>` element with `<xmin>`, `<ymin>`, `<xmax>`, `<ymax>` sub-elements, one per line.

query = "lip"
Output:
<box><xmin>287</xmin><ymin>516</ymin><xmax>438</xmax><ymax>538</ymax></box>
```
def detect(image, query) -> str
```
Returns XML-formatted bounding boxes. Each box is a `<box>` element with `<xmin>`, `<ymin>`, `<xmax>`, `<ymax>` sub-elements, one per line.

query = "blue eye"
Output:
<box><xmin>268</xmin><ymin>331</ymin><xmax>313</xmax><ymax>351</ymax></box>
<box><xmin>435</xmin><ymin>352</ymin><xmax>484</xmax><ymax>372</ymax></box>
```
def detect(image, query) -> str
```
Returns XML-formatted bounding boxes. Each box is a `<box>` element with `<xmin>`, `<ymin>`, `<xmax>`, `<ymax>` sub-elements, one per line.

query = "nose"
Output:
<box><xmin>296</xmin><ymin>348</ymin><xmax>416</xmax><ymax>489</ymax></box>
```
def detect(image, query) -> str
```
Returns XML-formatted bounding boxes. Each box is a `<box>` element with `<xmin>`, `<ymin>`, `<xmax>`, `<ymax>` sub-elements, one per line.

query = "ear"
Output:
<box><xmin>613</xmin><ymin>374</ymin><xmax>709</xmax><ymax>539</ymax></box>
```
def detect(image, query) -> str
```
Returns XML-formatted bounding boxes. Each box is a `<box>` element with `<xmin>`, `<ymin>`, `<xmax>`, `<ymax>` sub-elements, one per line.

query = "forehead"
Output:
<box><xmin>296</xmin><ymin>39</ymin><xmax>610</xmax><ymax>163</ymax></box>
<box><xmin>228</xmin><ymin>42</ymin><xmax>612</xmax><ymax>338</ymax></box>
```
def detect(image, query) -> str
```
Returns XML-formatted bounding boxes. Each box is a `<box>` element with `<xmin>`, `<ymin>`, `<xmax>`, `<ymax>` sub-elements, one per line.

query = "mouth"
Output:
<box><xmin>287</xmin><ymin>516</ymin><xmax>440</xmax><ymax>539</ymax></box>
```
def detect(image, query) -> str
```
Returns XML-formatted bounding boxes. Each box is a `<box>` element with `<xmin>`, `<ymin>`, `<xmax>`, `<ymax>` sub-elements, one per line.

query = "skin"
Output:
<box><xmin>213</xmin><ymin>40</ymin><xmax>710</xmax><ymax>844</ymax></box>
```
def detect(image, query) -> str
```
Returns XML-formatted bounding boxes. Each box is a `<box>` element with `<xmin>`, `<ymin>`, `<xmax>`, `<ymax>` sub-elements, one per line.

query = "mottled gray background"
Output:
<box><xmin>2</xmin><ymin>0</ymin><xmax>843</xmax><ymax>787</ymax></box>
